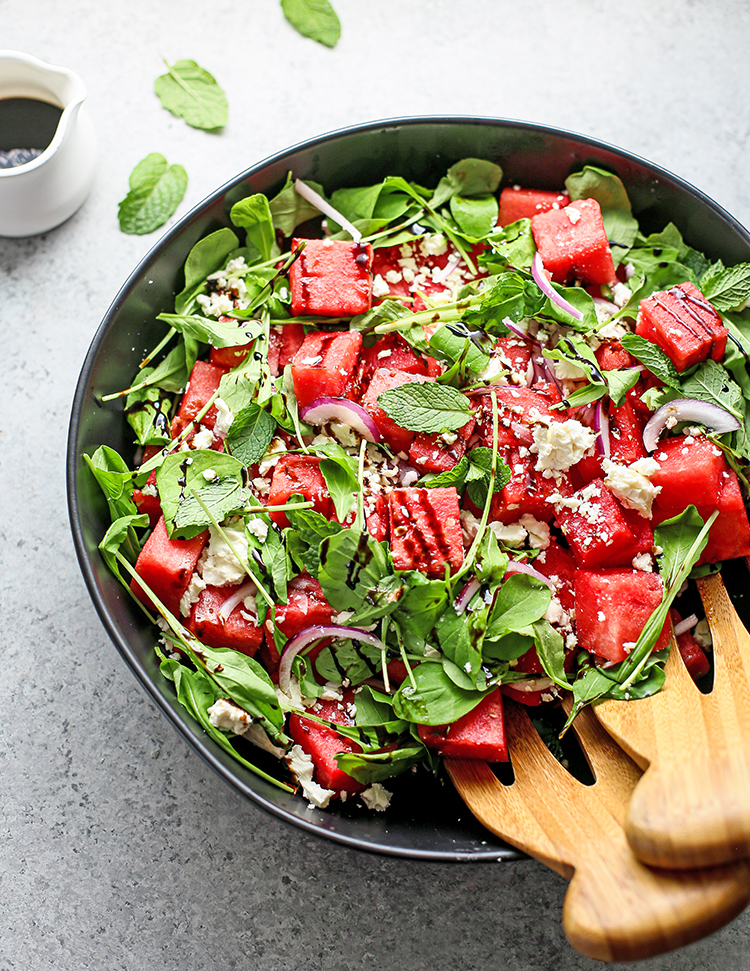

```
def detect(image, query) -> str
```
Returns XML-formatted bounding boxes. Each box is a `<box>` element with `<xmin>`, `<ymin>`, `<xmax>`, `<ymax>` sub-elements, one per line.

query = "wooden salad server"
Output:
<box><xmin>594</xmin><ymin>571</ymin><xmax>750</xmax><ymax>870</ymax></box>
<box><xmin>446</xmin><ymin>698</ymin><xmax>750</xmax><ymax>963</ymax></box>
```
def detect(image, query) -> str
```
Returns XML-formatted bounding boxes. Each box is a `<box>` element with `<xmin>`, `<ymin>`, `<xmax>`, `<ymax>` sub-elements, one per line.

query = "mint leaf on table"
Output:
<box><xmin>118</xmin><ymin>153</ymin><xmax>187</xmax><ymax>235</ymax></box>
<box><xmin>154</xmin><ymin>59</ymin><xmax>228</xmax><ymax>130</ymax></box>
<box><xmin>377</xmin><ymin>382</ymin><xmax>471</xmax><ymax>433</ymax></box>
<box><xmin>281</xmin><ymin>0</ymin><xmax>341</xmax><ymax>47</ymax></box>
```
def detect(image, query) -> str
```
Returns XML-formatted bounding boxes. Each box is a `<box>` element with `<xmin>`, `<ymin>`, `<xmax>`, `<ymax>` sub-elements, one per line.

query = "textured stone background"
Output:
<box><xmin>2</xmin><ymin>2</ymin><xmax>750</xmax><ymax>968</ymax></box>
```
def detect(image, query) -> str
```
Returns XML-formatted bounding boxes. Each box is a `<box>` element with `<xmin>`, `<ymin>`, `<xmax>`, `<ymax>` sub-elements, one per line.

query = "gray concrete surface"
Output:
<box><xmin>2</xmin><ymin>1</ymin><xmax>750</xmax><ymax>968</ymax></box>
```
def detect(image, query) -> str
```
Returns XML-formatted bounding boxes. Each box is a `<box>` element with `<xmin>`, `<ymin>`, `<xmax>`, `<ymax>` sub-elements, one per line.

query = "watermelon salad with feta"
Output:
<box><xmin>87</xmin><ymin>159</ymin><xmax>750</xmax><ymax>812</ymax></box>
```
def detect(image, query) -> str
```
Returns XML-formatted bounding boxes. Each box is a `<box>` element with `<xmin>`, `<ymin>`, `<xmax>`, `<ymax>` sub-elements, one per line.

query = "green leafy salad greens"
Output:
<box><xmin>88</xmin><ymin>158</ymin><xmax>750</xmax><ymax>809</ymax></box>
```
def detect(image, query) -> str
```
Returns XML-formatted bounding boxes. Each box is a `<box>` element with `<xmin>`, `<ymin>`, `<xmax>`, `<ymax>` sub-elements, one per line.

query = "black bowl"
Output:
<box><xmin>67</xmin><ymin>116</ymin><xmax>750</xmax><ymax>860</ymax></box>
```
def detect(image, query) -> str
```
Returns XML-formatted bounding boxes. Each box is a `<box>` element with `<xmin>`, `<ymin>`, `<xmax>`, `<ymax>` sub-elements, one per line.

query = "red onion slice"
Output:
<box><xmin>278</xmin><ymin>623</ymin><xmax>386</xmax><ymax>694</ymax></box>
<box><xmin>218</xmin><ymin>581</ymin><xmax>258</xmax><ymax>622</ymax></box>
<box><xmin>505</xmin><ymin>559</ymin><xmax>555</xmax><ymax>591</ymax></box>
<box><xmin>532</xmin><ymin>253</ymin><xmax>584</xmax><ymax>321</ymax></box>
<box><xmin>294</xmin><ymin>179</ymin><xmax>362</xmax><ymax>243</ymax></box>
<box><xmin>643</xmin><ymin>398</ymin><xmax>741</xmax><ymax>452</ymax></box>
<box><xmin>503</xmin><ymin>317</ymin><xmax>539</xmax><ymax>346</ymax></box>
<box><xmin>454</xmin><ymin>577</ymin><xmax>481</xmax><ymax>614</ymax></box>
<box><xmin>300</xmin><ymin>396</ymin><xmax>381</xmax><ymax>442</ymax></box>
<box><xmin>673</xmin><ymin>614</ymin><xmax>699</xmax><ymax>637</ymax></box>
<box><xmin>593</xmin><ymin>400</ymin><xmax>611</xmax><ymax>458</ymax></box>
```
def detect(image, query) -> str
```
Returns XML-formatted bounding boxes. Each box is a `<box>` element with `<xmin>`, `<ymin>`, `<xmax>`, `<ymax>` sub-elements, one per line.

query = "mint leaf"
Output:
<box><xmin>156</xmin><ymin>312</ymin><xmax>263</xmax><ymax>349</ymax></box>
<box><xmin>281</xmin><ymin>0</ymin><xmax>341</xmax><ymax>47</ymax></box>
<box><xmin>619</xmin><ymin>333</ymin><xmax>680</xmax><ymax>388</ymax></box>
<box><xmin>154</xmin><ymin>59</ymin><xmax>227</xmax><ymax>130</ymax></box>
<box><xmin>118</xmin><ymin>153</ymin><xmax>187</xmax><ymax>235</ymax></box>
<box><xmin>701</xmin><ymin>261</ymin><xmax>750</xmax><ymax>312</ymax></box>
<box><xmin>226</xmin><ymin>403</ymin><xmax>276</xmax><ymax>466</ymax></box>
<box><xmin>157</xmin><ymin>451</ymin><xmax>251</xmax><ymax>538</ymax></box>
<box><xmin>377</xmin><ymin>382</ymin><xmax>471</xmax><ymax>432</ymax></box>
<box><xmin>465</xmin><ymin>447</ymin><xmax>511</xmax><ymax>507</ymax></box>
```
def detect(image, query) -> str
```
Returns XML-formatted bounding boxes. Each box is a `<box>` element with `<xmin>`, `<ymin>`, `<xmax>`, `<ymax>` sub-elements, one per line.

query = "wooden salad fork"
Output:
<box><xmin>594</xmin><ymin>571</ymin><xmax>750</xmax><ymax>870</ymax></box>
<box><xmin>446</xmin><ymin>698</ymin><xmax>750</xmax><ymax>963</ymax></box>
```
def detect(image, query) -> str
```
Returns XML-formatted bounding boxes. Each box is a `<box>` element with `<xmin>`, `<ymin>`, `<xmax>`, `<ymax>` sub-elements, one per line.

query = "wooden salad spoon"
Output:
<box><xmin>446</xmin><ymin>697</ymin><xmax>750</xmax><ymax>963</ymax></box>
<box><xmin>594</xmin><ymin>570</ymin><xmax>750</xmax><ymax>870</ymax></box>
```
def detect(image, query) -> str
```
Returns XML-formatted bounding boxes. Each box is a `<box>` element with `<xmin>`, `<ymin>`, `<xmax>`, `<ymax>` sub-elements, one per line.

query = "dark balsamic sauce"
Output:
<box><xmin>0</xmin><ymin>97</ymin><xmax>63</xmax><ymax>168</ymax></box>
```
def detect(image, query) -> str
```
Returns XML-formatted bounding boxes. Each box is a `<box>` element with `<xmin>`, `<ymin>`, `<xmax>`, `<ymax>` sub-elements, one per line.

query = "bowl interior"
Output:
<box><xmin>68</xmin><ymin>117</ymin><xmax>750</xmax><ymax>860</ymax></box>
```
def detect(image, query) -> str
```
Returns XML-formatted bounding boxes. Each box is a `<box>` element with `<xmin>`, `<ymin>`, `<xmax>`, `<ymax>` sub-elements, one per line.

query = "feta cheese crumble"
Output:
<box><xmin>360</xmin><ymin>783</ymin><xmax>392</xmax><ymax>812</ymax></box>
<box><xmin>530</xmin><ymin>419</ymin><xmax>597</xmax><ymax>472</ymax></box>
<box><xmin>602</xmin><ymin>458</ymin><xmax>662</xmax><ymax>518</ymax></box>
<box><xmin>201</xmin><ymin>525</ymin><xmax>249</xmax><ymax>586</ymax></box>
<box><xmin>286</xmin><ymin>745</ymin><xmax>336</xmax><ymax>809</ymax></box>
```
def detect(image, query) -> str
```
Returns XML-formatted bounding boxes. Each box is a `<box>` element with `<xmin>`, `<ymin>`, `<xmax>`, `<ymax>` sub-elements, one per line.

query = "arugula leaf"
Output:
<box><xmin>268</xmin><ymin>176</ymin><xmax>326</xmax><ymax>237</ymax></box>
<box><xmin>175</xmin><ymin>228</ymin><xmax>241</xmax><ymax>314</ymax></box>
<box><xmin>315</xmin><ymin>638</ymin><xmax>382</xmax><ymax>686</ymax></box>
<box><xmin>84</xmin><ymin>446</ymin><xmax>138</xmax><ymax>522</ymax></box>
<box><xmin>436</xmin><ymin>599</ymin><xmax>490</xmax><ymax>686</ymax></box>
<box><xmin>449</xmin><ymin>194</ymin><xmax>499</xmax><ymax>239</ymax></box>
<box><xmin>132</xmin><ymin>340</ymin><xmax>199</xmax><ymax>396</ymax></box>
<box><xmin>230</xmin><ymin>194</ymin><xmax>280</xmax><ymax>262</ymax></box>
<box><xmin>319</xmin><ymin>456</ymin><xmax>359</xmax><ymax>522</ymax></box>
<box><xmin>393</xmin><ymin>662</ymin><xmax>485</xmax><ymax>726</ymax></box>
<box><xmin>99</xmin><ymin>512</ymin><xmax>149</xmax><ymax>575</ymax></box>
<box><xmin>393</xmin><ymin>572</ymin><xmax>448</xmax><ymax>643</ymax></box>
<box><xmin>484</xmin><ymin>218</ymin><xmax>536</xmax><ymax>270</ymax></box>
<box><xmin>565</xmin><ymin>166</ymin><xmax>638</xmax><ymax>251</ymax></box>
<box><xmin>530</xmin><ymin>620</ymin><xmax>568</xmax><ymax>687</ymax></box>
<box><xmin>201</xmin><ymin>645</ymin><xmax>284</xmax><ymax>736</ymax></box>
<box><xmin>226</xmin><ymin>403</ymin><xmax>276</xmax><ymax>466</ymax></box>
<box><xmin>428</xmin><ymin>323</ymin><xmax>491</xmax><ymax>374</ymax></box>
<box><xmin>317</xmin><ymin>527</ymin><xmax>392</xmax><ymax>612</ymax></box>
<box><xmin>156</xmin><ymin>312</ymin><xmax>264</xmax><ymax>349</ymax></box>
<box><xmin>154</xmin><ymin>59</ymin><xmax>227</xmax><ymax>130</ymax></box>
<box><xmin>701</xmin><ymin>261</ymin><xmax>750</xmax><ymax>312</ymax></box>
<box><xmin>377</xmin><ymin>382</ymin><xmax>471</xmax><ymax>433</ymax></box>
<box><xmin>619</xmin><ymin>333</ymin><xmax>681</xmax><ymax>388</ymax></box>
<box><xmin>281</xmin><ymin>0</ymin><xmax>341</xmax><ymax>47</ymax></box>
<box><xmin>606</xmin><ymin>367</ymin><xmax>642</xmax><ymax>407</ymax></box>
<box><xmin>285</xmin><ymin>505</ymin><xmax>343</xmax><ymax>574</ymax></box>
<box><xmin>485</xmin><ymin>573</ymin><xmax>551</xmax><ymax>639</ymax></box>
<box><xmin>336</xmin><ymin>746</ymin><xmax>423</xmax><ymax>785</ymax></box>
<box><xmin>125</xmin><ymin>384</ymin><xmax>171</xmax><ymax>447</ymax></box>
<box><xmin>430</xmin><ymin>158</ymin><xmax>503</xmax><ymax>209</ymax></box>
<box><xmin>157</xmin><ymin>451</ymin><xmax>252</xmax><ymax>538</ymax></box>
<box><xmin>118</xmin><ymin>153</ymin><xmax>187</xmax><ymax>235</ymax></box>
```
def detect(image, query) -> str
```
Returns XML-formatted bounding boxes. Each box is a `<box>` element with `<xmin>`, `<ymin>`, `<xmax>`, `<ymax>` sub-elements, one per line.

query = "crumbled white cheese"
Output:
<box><xmin>213</xmin><ymin>397</ymin><xmax>234</xmax><ymax>439</ymax></box>
<box><xmin>419</xmin><ymin>233</ymin><xmax>448</xmax><ymax>257</ymax></box>
<box><xmin>202</xmin><ymin>468</ymin><xmax>217</xmax><ymax>481</ymax></box>
<box><xmin>258</xmin><ymin>437</ymin><xmax>287</xmax><ymax>476</ymax></box>
<box><xmin>632</xmin><ymin>552</ymin><xmax>654</xmax><ymax>572</ymax></box>
<box><xmin>360</xmin><ymin>783</ymin><xmax>392</xmax><ymax>812</ymax></box>
<box><xmin>371</xmin><ymin>274</ymin><xmax>390</xmax><ymax>298</ymax></box>
<box><xmin>553</xmin><ymin>358</ymin><xmax>587</xmax><ymax>382</ymax></box>
<box><xmin>384</xmin><ymin>269</ymin><xmax>403</xmax><ymax>284</ymax></box>
<box><xmin>286</xmin><ymin>745</ymin><xmax>336</xmax><ymax>809</ymax></box>
<box><xmin>246</xmin><ymin>516</ymin><xmax>269</xmax><ymax>542</ymax></box>
<box><xmin>565</xmin><ymin>206</ymin><xmax>581</xmax><ymax>224</ymax></box>
<box><xmin>597</xmin><ymin>318</ymin><xmax>630</xmax><ymax>340</ymax></box>
<box><xmin>692</xmin><ymin>618</ymin><xmax>713</xmax><ymax>650</ymax></box>
<box><xmin>330</xmin><ymin>421</ymin><xmax>360</xmax><ymax>448</ymax></box>
<box><xmin>530</xmin><ymin>419</ymin><xmax>597</xmax><ymax>471</ymax></box>
<box><xmin>141</xmin><ymin>482</ymin><xmax>158</xmax><ymax>498</ymax></box>
<box><xmin>208</xmin><ymin>698</ymin><xmax>253</xmax><ymax>735</ymax></box>
<box><xmin>201</xmin><ymin>525</ymin><xmax>248</xmax><ymax>586</ymax></box>
<box><xmin>192</xmin><ymin>425</ymin><xmax>215</xmax><ymax>450</ymax></box>
<box><xmin>275</xmin><ymin>676</ymin><xmax>307</xmax><ymax>713</ymax></box>
<box><xmin>611</xmin><ymin>282</ymin><xmax>633</xmax><ymax>308</ymax></box>
<box><xmin>197</xmin><ymin>291</ymin><xmax>235</xmax><ymax>317</ymax></box>
<box><xmin>179</xmin><ymin>572</ymin><xmax>206</xmax><ymax>617</ymax></box>
<box><xmin>320</xmin><ymin>682</ymin><xmax>344</xmax><ymax>702</ymax></box>
<box><xmin>519</xmin><ymin>514</ymin><xmax>550</xmax><ymax>550</ymax></box>
<box><xmin>602</xmin><ymin>458</ymin><xmax>661</xmax><ymax>518</ymax></box>
<box><xmin>489</xmin><ymin>521</ymin><xmax>527</xmax><ymax>547</ymax></box>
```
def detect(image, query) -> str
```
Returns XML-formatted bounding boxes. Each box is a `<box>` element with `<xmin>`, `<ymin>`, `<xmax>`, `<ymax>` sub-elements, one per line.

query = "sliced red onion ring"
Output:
<box><xmin>532</xmin><ymin>253</ymin><xmax>584</xmax><ymax>321</ymax></box>
<box><xmin>643</xmin><ymin>398</ymin><xmax>741</xmax><ymax>452</ymax></box>
<box><xmin>673</xmin><ymin>614</ymin><xmax>699</xmax><ymax>637</ymax></box>
<box><xmin>279</xmin><ymin>623</ymin><xmax>386</xmax><ymax>694</ymax></box>
<box><xmin>454</xmin><ymin>577</ymin><xmax>481</xmax><ymax>614</ymax></box>
<box><xmin>503</xmin><ymin>317</ymin><xmax>539</xmax><ymax>345</ymax></box>
<box><xmin>294</xmin><ymin>179</ymin><xmax>362</xmax><ymax>243</ymax></box>
<box><xmin>593</xmin><ymin>400</ymin><xmax>611</xmax><ymax>458</ymax></box>
<box><xmin>218</xmin><ymin>581</ymin><xmax>258</xmax><ymax>622</ymax></box>
<box><xmin>505</xmin><ymin>559</ymin><xmax>555</xmax><ymax>591</ymax></box>
<box><xmin>300</xmin><ymin>396</ymin><xmax>381</xmax><ymax>442</ymax></box>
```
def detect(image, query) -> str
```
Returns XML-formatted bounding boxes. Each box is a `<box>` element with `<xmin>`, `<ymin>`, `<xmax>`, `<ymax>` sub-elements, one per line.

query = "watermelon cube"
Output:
<box><xmin>417</xmin><ymin>688</ymin><xmax>509</xmax><ymax>761</ymax></box>
<box><xmin>365</xmin><ymin>494</ymin><xmax>389</xmax><ymax>543</ymax></box>
<box><xmin>636</xmin><ymin>282</ymin><xmax>727</xmax><ymax>372</ymax></box>
<box><xmin>409</xmin><ymin>416</ymin><xmax>475</xmax><ymax>475</ymax></box>
<box><xmin>170</xmin><ymin>360</ymin><xmax>225</xmax><ymax>439</ymax></box>
<box><xmin>289</xmin><ymin>238</ymin><xmax>373</xmax><ymax>317</ymax></box>
<box><xmin>671</xmin><ymin>610</ymin><xmax>710</xmax><ymax>682</ymax></box>
<box><xmin>360</xmin><ymin>367</ymin><xmax>435</xmax><ymax>455</ymax></box>
<box><xmin>288</xmin><ymin>693</ymin><xmax>365</xmax><ymax>796</ymax></box>
<box><xmin>531</xmin><ymin>197</ymin><xmax>616</xmax><ymax>285</ymax></box>
<box><xmin>698</xmin><ymin>470</ymin><xmax>750</xmax><ymax>565</ymax></box>
<box><xmin>267</xmin><ymin>454</ymin><xmax>336</xmax><ymax>528</ymax></box>
<box><xmin>130</xmin><ymin>515</ymin><xmax>209</xmax><ymax>616</ymax></box>
<box><xmin>650</xmin><ymin>435</ymin><xmax>726</xmax><ymax>523</ymax></box>
<box><xmin>268</xmin><ymin>323</ymin><xmax>306</xmax><ymax>377</ymax></box>
<box><xmin>554</xmin><ymin>479</ymin><xmax>653</xmax><ymax>568</ymax></box>
<box><xmin>489</xmin><ymin>447</ymin><xmax>574</xmax><ymax>524</ymax></box>
<box><xmin>291</xmin><ymin>329</ymin><xmax>363</xmax><ymax>410</ymax></box>
<box><xmin>188</xmin><ymin>584</ymin><xmax>262</xmax><ymax>657</ymax></box>
<box><xmin>497</xmin><ymin>187</ymin><xmax>569</xmax><ymax>227</ymax></box>
<box><xmin>595</xmin><ymin>339</ymin><xmax>635</xmax><ymax>372</ymax></box>
<box><xmin>358</xmin><ymin>333</ymin><xmax>429</xmax><ymax>387</ymax></box>
<box><xmin>132</xmin><ymin>469</ymin><xmax>161</xmax><ymax>527</ymax></box>
<box><xmin>574</xmin><ymin>569</ymin><xmax>670</xmax><ymax>663</ymax></box>
<box><xmin>388</xmin><ymin>487</ymin><xmax>464</xmax><ymax>577</ymax></box>
<box><xmin>265</xmin><ymin>572</ymin><xmax>333</xmax><ymax>666</ymax></box>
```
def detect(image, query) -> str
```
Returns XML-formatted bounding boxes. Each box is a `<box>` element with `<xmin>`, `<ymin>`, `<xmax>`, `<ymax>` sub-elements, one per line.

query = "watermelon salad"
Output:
<box><xmin>87</xmin><ymin>159</ymin><xmax>750</xmax><ymax>812</ymax></box>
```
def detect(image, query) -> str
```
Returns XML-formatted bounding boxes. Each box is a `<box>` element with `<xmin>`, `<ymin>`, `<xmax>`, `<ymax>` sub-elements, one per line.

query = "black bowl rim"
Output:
<box><xmin>67</xmin><ymin>114</ymin><xmax>750</xmax><ymax>861</ymax></box>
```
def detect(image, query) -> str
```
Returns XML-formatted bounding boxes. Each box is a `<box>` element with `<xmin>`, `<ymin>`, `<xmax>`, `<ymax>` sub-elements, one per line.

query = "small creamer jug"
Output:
<box><xmin>0</xmin><ymin>50</ymin><xmax>97</xmax><ymax>237</ymax></box>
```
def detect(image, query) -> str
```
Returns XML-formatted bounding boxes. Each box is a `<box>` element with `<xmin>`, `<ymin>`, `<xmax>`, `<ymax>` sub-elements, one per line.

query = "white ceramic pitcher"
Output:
<box><xmin>0</xmin><ymin>50</ymin><xmax>97</xmax><ymax>237</ymax></box>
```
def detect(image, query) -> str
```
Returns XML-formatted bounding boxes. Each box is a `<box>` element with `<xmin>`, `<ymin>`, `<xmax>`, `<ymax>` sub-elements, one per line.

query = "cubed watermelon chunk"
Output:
<box><xmin>650</xmin><ymin>435</ymin><xmax>726</xmax><ymax>523</ymax></box>
<box><xmin>409</xmin><ymin>416</ymin><xmax>475</xmax><ymax>474</ymax></box>
<box><xmin>188</xmin><ymin>584</ymin><xmax>262</xmax><ymax>657</ymax></box>
<box><xmin>574</xmin><ymin>569</ymin><xmax>670</xmax><ymax>663</ymax></box>
<box><xmin>291</xmin><ymin>329</ymin><xmax>363</xmax><ymax>410</ymax></box>
<box><xmin>358</xmin><ymin>333</ymin><xmax>429</xmax><ymax>387</ymax></box>
<box><xmin>554</xmin><ymin>479</ymin><xmax>653</xmax><ymax>568</ymax></box>
<box><xmin>531</xmin><ymin>197</ymin><xmax>616</xmax><ymax>286</ymax></box>
<box><xmin>267</xmin><ymin>454</ymin><xmax>336</xmax><ymax>528</ymax></box>
<box><xmin>497</xmin><ymin>187</ymin><xmax>569</xmax><ymax>227</ymax></box>
<box><xmin>418</xmin><ymin>688</ymin><xmax>508</xmax><ymax>761</ymax></box>
<box><xmin>365</xmin><ymin>494</ymin><xmax>389</xmax><ymax>543</ymax></box>
<box><xmin>265</xmin><ymin>572</ymin><xmax>333</xmax><ymax>666</ymax></box>
<box><xmin>697</xmin><ymin>470</ymin><xmax>750</xmax><ymax>565</ymax></box>
<box><xmin>671</xmin><ymin>610</ymin><xmax>710</xmax><ymax>682</ymax></box>
<box><xmin>636</xmin><ymin>282</ymin><xmax>727</xmax><ymax>372</ymax></box>
<box><xmin>268</xmin><ymin>323</ymin><xmax>306</xmax><ymax>377</ymax></box>
<box><xmin>289</xmin><ymin>238</ymin><xmax>373</xmax><ymax>317</ymax></box>
<box><xmin>388</xmin><ymin>487</ymin><xmax>464</xmax><ymax>577</ymax></box>
<box><xmin>170</xmin><ymin>360</ymin><xmax>225</xmax><ymax>439</ymax></box>
<box><xmin>288</xmin><ymin>693</ymin><xmax>365</xmax><ymax>796</ymax></box>
<box><xmin>130</xmin><ymin>516</ymin><xmax>209</xmax><ymax>616</ymax></box>
<box><xmin>488</xmin><ymin>447</ymin><xmax>574</xmax><ymax>524</ymax></box>
<box><xmin>132</xmin><ymin>469</ymin><xmax>161</xmax><ymax>527</ymax></box>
